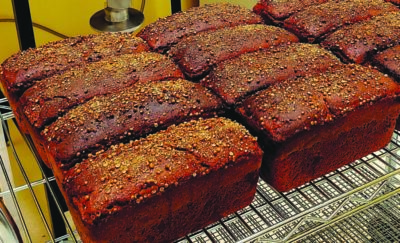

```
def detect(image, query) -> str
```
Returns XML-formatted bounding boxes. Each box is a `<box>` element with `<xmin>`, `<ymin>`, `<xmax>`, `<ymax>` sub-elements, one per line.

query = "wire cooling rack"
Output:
<box><xmin>0</xmin><ymin>96</ymin><xmax>399</xmax><ymax>242</ymax></box>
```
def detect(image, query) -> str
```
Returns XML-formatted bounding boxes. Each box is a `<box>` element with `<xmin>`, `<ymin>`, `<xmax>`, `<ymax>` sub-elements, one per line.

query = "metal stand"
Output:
<box><xmin>11</xmin><ymin>0</ymin><xmax>36</xmax><ymax>50</ymax></box>
<box><xmin>171</xmin><ymin>0</ymin><xmax>182</xmax><ymax>13</ymax></box>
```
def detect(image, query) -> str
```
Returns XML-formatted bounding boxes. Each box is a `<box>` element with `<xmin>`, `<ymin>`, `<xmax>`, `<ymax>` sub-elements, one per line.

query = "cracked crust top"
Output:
<box><xmin>62</xmin><ymin>117</ymin><xmax>263</xmax><ymax>225</ymax></box>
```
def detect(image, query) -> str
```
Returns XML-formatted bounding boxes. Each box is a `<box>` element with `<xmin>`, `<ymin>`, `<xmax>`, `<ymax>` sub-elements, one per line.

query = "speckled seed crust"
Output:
<box><xmin>60</xmin><ymin>117</ymin><xmax>262</xmax><ymax>242</ymax></box>
<box><xmin>20</xmin><ymin>52</ymin><xmax>183</xmax><ymax>130</ymax></box>
<box><xmin>169</xmin><ymin>24</ymin><xmax>299</xmax><ymax>79</ymax></box>
<box><xmin>322</xmin><ymin>12</ymin><xmax>400</xmax><ymax>64</ymax></box>
<box><xmin>62</xmin><ymin>117</ymin><xmax>262</xmax><ymax>225</ymax></box>
<box><xmin>1</xmin><ymin>33</ymin><xmax>149</xmax><ymax>95</ymax></box>
<box><xmin>253</xmin><ymin>0</ymin><xmax>329</xmax><ymax>22</ymax></box>
<box><xmin>283</xmin><ymin>0</ymin><xmax>399</xmax><ymax>42</ymax></box>
<box><xmin>42</xmin><ymin>79</ymin><xmax>225</xmax><ymax>168</ymax></box>
<box><xmin>372</xmin><ymin>45</ymin><xmax>400</xmax><ymax>81</ymax></box>
<box><xmin>137</xmin><ymin>3</ymin><xmax>262</xmax><ymax>52</ymax></box>
<box><xmin>237</xmin><ymin>64</ymin><xmax>400</xmax><ymax>142</ymax></box>
<box><xmin>201</xmin><ymin>43</ymin><xmax>341</xmax><ymax>106</ymax></box>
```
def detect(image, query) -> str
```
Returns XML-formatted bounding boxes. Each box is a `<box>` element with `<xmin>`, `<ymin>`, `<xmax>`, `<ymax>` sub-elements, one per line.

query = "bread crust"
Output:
<box><xmin>42</xmin><ymin>79</ymin><xmax>225</xmax><ymax>168</ymax></box>
<box><xmin>60</xmin><ymin>118</ymin><xmax>263</xmax><ymax>242</ymax></box>
<box><xmin>19</xmin><ymin>53</ymin><xmax>183</xmax><ymax>130</ymax></box>
<box><xmin>170</xmin><ymin>24</ymin><xmax>299</xmax><ymax>79</ymax></box>
<box><xmin>237</xmin><ymin>65</ymin><xmax>400</xmax><ymax>191</ymax></box>
<box><xmin>283</xmin><ymin>0</ymin><xmax>399</xmax><ymax>42</ymax></box>
<box><xmin>138</xmin><ymin>3</ymin><xmax>263</xmax><ymax>52</ymax></box>
<box><xmin>322</xmin><ymin>12</ymin><xmax>400</xmax><ymax>63</ymax></box>
<box><xmin>1</xmin><ymin>33</ymin><xmax>149</xmax><ymax>97</ymax></box>
<box><xmin>201</xmin><ymin>43</ymin><xmax>341</xmax><ymax>106</ymax></box>
<box><xmin>253</xmin><ymin>0</ymin><xmax>329</xmax><ymax>24</ymax></box>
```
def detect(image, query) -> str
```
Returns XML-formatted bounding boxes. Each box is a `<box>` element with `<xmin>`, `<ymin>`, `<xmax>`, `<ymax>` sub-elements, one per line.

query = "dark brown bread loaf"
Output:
<box><xmin>60</xmin><ymin>117</ymin><xmax>263</xmax><ymax>243</ymax></box>
<box><xmin>322</xmin><ymin>12</ymin><xmax>400</xmax><ymax>63</ymax></box>
<box><xmin>372</xmin><ymin>45</ymin><xmax>400</xmax><ymax>130</ymax></box>
<box><xmin>283</xmin><ymin>0</ymin><xmax>399</xmax><ymax>42</ymax></box>
<box><xmin>19</xmin><ymin>53</ymin><xmax>183</xmax><ymax>130</ymax></box>
<box><xmin>386</xmin><ymin>0</ymin><xmax>400</xmax><ymax>5</ymax></box>
<box><xmin>237</xmin><ymin>65</ymin><xmax>400</xmax><ymax>191</ymax></box>
<box><xmin>137</xmin><ymin>3</ymin><xmax>263</xmax><ymax>52</ymax></box>
<box><xmin>1</xmin><ymin>33</ymin><xmax>149</xmax><ymax>97</ymax></box>
<box><xmin>42</xmin><ymin>79</ymin><xmax>225</xmax><ymax>168</ymax></box>
<box><xmin>372</xmin><ymin>45</ymin><xmax>400</xmax><ymax>81</ymax></box>
<box><xmin>201</xmin><ymin>43</ymin><xmax>341</xmax><ymax>106</ymax></box>
<box><xmin>169</xmin><ymin>24</ymin><xmax>299</xmax><ymax>79</ymax></box>
<box><xmin>253</xmin><ymin>0</ymin><xmax>329</xmax><ymax>23</ymax></box>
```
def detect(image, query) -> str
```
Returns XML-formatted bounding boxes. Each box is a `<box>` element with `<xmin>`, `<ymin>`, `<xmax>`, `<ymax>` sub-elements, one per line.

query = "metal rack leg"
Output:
<box><xmin>11</xmin><ymin>0</ymin><xmax>36</xmax><ymax>50</ymax></box>
<box><xmin>171</xmin><ymin>0</ymin><xmax>181</xmax><ymax>13</ymax></box>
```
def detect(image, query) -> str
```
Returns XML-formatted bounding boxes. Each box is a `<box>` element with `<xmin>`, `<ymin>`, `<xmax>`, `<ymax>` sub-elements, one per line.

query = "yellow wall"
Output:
<box><xmin>0</xmin><ymin>0</ymin><xmax>197</xmax><ymax>63</ymax></box>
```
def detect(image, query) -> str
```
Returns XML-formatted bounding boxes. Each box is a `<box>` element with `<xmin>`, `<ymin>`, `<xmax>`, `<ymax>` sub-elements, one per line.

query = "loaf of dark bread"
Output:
<box><xmin>201</xmin><ymin>43</ymin><xmax>341</xmax><ymax>106</ymax></box>
<box><xmin>372</xmin><ymin>45</ymin><xmax>400</xmax><ymax>81</ymax></box>
<box><xmin>237</xmin><ymin>65</ymin><xmax>400</xmax><ymax>191</ymax></box>
<box><xmin>138</xmin><ymin>3</ymin><xmax>263</xmax><ymax>52</ymax></box>
<box><xmin>253</xmin><ymin>0</ymin><xmax>329</xmax><ymax>23</ymax></box>
<box><xmin>283</xmin><ymin>0</ymin><xmax>399</xmax><ymax>42</ymax></box>
<box><xmin>42</xmin><ymin>79</ymin><xmax>225</xmax><ymax>168</ymax></box>
<box><xmin>1</xmin><ymin>33</ymin><xmax>149</xmax><ymax>97</ymax></box>
<box><xmin>169</xmin><ymin>24</ymin><xmax>299</xmax><ymax>79</ymax></box>
<box><xmin>19</xmin><ymin>52</ymin><xmax>183</xmax><ymax>130</ymax></box>
<box><xmin>322</xmin><ymin>12</ymin><xmax>400</xmax><ymax>63</ymax></box>
<box><xmin>386</xmin><ymin>0</ymin><xmax>400</xmax><ymax>5</ymax></box>
<box><xmin>372</xmin><ymin>45</ymin><xmax>400</xmax><ymax>130</ymax></box>
<box><xmin>59</xmin><ymin>117</ymin><xmax>263</xmax><ymax>243</ymax></box>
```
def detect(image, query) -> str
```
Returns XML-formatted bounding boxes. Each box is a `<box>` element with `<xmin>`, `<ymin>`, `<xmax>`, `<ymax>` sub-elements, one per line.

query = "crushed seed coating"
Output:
<box><xmin>283</xmin><ymin>0</ymin><xmax>399</xmax><ymax>42</ymax></box>
<box><xmin>62</xmin><ymin>117</ymin><xmax>262</xmax><ymax>225</ymax></box>
<box><xmin>237</xmin><ymin>64</ymin><xmax>400</xmax><ymax>142</ymax></box>
<box><xmin>1</xmin><ymin>33</ymin><xmax>149</xmax><ymax>95</ymax></box>
<box><xmin>137</xmin><ymin>3</ymin><xmax>262</xmax><ymax>52</ymax></box>
<box><xmin>201</xmin><ymin>43</ymin><xmax>341</xmax><ymax>106</ymax></box>
<box><xmin>20</xmin><ymin>52</ymin><xmax>183</xmax><ymax>129</ymax></box>
<box><xmin>373</xmin><ymin>45</ymin><xmax>400</xmax><ymax>81</ymax></box>
<box><xmin>42</xmin><ymin>79</ymin><xmax>224</xmax><ymax>167</ymax></box>
<box><xmin>322</xmin><ymin>12</ymin><xmax>400</xmax><ymax>64</ymax></box>
<box><xmin>253</xmin><ymin>0</ymin><xmax>329</xmax><ymax>22</ymax></box>
<box><xmin>169</xmin><ymin>24</ymin><xmax>299</xmax><ymax>79</ymax></box>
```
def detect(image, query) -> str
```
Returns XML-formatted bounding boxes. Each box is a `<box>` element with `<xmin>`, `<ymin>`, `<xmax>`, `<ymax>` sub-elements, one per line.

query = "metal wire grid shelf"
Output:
<box><xmin>0</xmin><ymin>97</ymin><xmax>399</xmax><ymax>242</ymax></box>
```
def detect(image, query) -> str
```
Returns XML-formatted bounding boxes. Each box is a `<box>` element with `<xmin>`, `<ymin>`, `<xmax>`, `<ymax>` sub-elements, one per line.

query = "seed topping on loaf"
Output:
<box><xmin>138</xmin><ymin>3</ymin><xmax>263</xmax><ymax>52</ymax></box>
<box><xmin>253</xmin><ymin>0</ymin><xmax>329</xmax><ymax>21</ymax></box>
<box><xmin>1</xmin><ymin>33</ymin><xmax>149</xmax><ymax>94</ymax></box>
<box><xmin>322</xmin><ymin>12</ymin><xmax>400</xmax><ymax>63</ymax></box>
<box><xmin>43</xmin><ymin>79</ymin><xmax>224</xmax><ymax>167</ymax></box>
<box><xmin>238</xmin><ymin>64</ymin><xmax>400</xmax><ymax>142</ymax></box>
<box><xmin>170</xmin><ymin>24</ymin><xmax>299</xmax><ymax>78</ymax></box>
<box><xmin>20</xmin><ymin>52</ymin><xmax>183</xmax><ymax>129</ymax></box>
<box><xmin>201</xmin><ymin>43</ymin><xmax>341</xmax><ymax>105</ymax></box>
<box><xmin>62</xmin><ymin>117</ymin><xmax>262</xmax><ymax>224</ymax></box>
<box><xmin>283</xmin><ymin>0</ymin><xmax>399</xmax><ymax>42</ymax></box>
<box><xmin>373</xmin><ymin>45</ymin><xmax>400</xmax><ymax>80</ymax></box>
